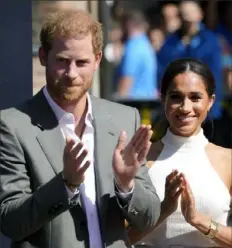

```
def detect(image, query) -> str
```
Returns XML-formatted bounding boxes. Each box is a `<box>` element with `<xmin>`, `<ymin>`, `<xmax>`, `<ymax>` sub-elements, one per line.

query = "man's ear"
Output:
<box><xmin>38</xmin><ymin>47</ymin><xmax>48</xmax><ymax>67</ymax></box>
<box><xmin>94</xmin><ymin>51</ymin><xmax>102</xmax><ymax>71</ymax></box>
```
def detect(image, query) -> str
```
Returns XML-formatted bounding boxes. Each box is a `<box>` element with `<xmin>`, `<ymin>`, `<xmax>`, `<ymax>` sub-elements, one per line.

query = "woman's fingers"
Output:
<box><xmin>173</xmin><ymin>185</ymin><xmax>184</xmax><ymax>200</ymax></box>
<box><xmin>165</xmin><ymin>169</ymin><xmax>178</xmax><ymax>185</ymax></box>
<box><xmin>166</xmin><ymin>172</ymin><xmax>183</xmax><ymax>197</ymax></box>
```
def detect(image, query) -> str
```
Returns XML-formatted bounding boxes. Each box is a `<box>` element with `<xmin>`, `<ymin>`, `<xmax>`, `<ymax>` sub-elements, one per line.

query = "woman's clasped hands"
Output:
<box><xmin>162</xmin><ymin>169</ymin><xmax>198</xmax><ymax>224</ymax></box>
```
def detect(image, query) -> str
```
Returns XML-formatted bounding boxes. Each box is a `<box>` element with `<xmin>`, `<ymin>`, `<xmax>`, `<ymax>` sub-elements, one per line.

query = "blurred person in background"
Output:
<box><xmin>200</xmin><ymin>0</ymin><xmax>232</xmax><ymax>148</ymax></box>
<box><xmin>104</xmin><ymin>23</ymin><xmax>124</xmax><ymax>65</ymax></box>
<box><xmin>148</xmin><ymin>17</ymin><xmax>166</xmax><ymax>92</ymax></box>
<box><xmin>215</xmin><ymin>1</ymin><xmax>232</xmax><ymax>148</ymax></box>
<box><xmin>148</xmin><ymin>26</ymin><xmax>165</xmax><ymax>54</ymax></box>
<box><xmin>148</xmin><ymin>16</ymin><xmax>166</xmax><ymax>53</ymax></box>
<box><xmin>161</xmin><ymin>1</ymin><xmax>181</xmax><ymax>34</ymax></box>
<box><xmin>216</xmin><ymin>1</ymin><xmax>232</xmax><ymax>95</ymax></box>
<box><xmin>157</xmin><ymin>0</ymin><xmax>223</xmax><ymax>140</ymax></box>
<box><xmin>114</xmin><ymin>10</ymin><xmax>158</xmax><ymax>100</ymax></box>
<box><xmin>202</xmin><ymin>0</ymin><xmax>232</xmax><ymax>94</ymax></box>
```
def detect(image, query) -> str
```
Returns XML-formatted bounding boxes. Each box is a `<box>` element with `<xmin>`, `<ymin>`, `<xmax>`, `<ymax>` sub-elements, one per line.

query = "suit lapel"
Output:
<box><xmin>29</xmin><ymin>90</ymin><xmax>65</xmax><ymax>175</ymax></box>
<box><xmin>36</xmin><ymin>128</ymin><xmax>65</xmax><ymax>175</ymax></box>
<box><xmin>91</xmin><ymin>96</ymin><xmax>120</xmax><ymax>229</ymax></box>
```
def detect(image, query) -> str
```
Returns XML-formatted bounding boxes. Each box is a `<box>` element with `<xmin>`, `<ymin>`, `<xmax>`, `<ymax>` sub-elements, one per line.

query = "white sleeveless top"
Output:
<box><xmin>140</xmin><ymin>129</ymin><xmax>231</xmax><ymax>248</ymax></box>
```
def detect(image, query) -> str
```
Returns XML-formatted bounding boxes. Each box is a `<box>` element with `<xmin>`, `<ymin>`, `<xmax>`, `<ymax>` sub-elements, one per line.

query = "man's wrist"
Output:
<box><xmin>64</xmin><ymin>182</ymin><xmax>78</xmax><ymax>193</ymax></box>
<box><xmin>115</xmin><ymin>179</ymin><xmax>134</xmax><ymax>193</ymax></box>
<box><xmin>61</xmin><ymin>172</ymin><xmax>81</xmax><ymax>192</ymax></box>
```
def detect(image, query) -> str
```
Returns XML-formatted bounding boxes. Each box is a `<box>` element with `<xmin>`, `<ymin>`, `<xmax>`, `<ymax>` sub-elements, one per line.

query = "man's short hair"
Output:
<box><xmin>40</xmin><ymin>9</ymin><xmax>103</xmax><ymax>55</ymax></box>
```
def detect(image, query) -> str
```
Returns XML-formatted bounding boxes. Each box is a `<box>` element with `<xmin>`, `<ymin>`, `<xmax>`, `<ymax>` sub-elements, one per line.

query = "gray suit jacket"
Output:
<box><xmin>0</xmin><ymin>90</ymin><xmax>160</xmax><ymax>248</ymax></box>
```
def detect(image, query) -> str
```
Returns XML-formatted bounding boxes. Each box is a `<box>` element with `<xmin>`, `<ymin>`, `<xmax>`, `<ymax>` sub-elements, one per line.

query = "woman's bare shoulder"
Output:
<box><xmin>206</xmin><ymin>143</ymin><xmax>232</xmax><ymax>192</ymax></box>
<box><xmin>147</xmin><ymin>140</ymin><xmax>163</xmax><ymax>162</ymax></box>
<box><xmin>207</xmin><ymin>143</ymin><xmax>232</xmax><ymax>165</ymax></box>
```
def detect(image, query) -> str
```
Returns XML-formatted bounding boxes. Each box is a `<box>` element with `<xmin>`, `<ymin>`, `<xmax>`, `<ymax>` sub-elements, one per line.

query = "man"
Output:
<box><xmin>0</xmin><ymin>9</ymin><xmax>160</xmax><ymax>248</ymax></box>
<box><xmin>115</xmin><ymin>11</ymin><xmax>158</xmax><ymax>99</ymax></box>
<box><xmin>161</xmin><ymin>1</ymin><xmax>181</xmax><ymax>34</ymax></box>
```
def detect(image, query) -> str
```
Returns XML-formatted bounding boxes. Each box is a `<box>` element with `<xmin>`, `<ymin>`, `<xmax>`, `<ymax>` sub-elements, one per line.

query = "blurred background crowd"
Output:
<box><xmin>32</xmin><ymin>0</ymin><xmax>231</xmax><ymax>148</ymax></box>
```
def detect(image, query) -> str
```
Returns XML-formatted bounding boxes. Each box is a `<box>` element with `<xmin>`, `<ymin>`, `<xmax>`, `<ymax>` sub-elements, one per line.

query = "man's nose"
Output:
<box><xmin>66</xmin><ymin>62</ymin><xmax>78</xmax><ymax>80</ymax></box>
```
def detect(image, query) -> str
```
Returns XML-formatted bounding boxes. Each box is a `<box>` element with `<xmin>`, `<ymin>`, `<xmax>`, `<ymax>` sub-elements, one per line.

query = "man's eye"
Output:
<box><xmin>57</xmin><ymin>58</ymin><xmax>68</xmax><ymax>63</ymax></box>
<box><xmin>76</xmin><ymin>61</ymin><xmax>87</xmax><ymax>66</ymax></box>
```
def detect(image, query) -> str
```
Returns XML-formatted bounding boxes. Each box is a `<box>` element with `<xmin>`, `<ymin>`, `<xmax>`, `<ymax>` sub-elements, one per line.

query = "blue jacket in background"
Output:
<box><xmin>115</xmin><ymin>33</ymin><xmax>158</xmax><ymax>99</ymax></box>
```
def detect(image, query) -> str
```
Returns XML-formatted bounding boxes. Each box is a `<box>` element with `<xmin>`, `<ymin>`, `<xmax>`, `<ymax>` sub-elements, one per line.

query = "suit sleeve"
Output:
<box><xmin>134</xmin><ymin>107</ymin><xmax>141</xmax><ymax>131</ymax></box>
<box><xmin>118</xmin><ymin>108</ymin><xmax>161</xmax><ymax>231</ymax></box>
<box><xmin>0</xmin><ymin>116</ymin><xmax>78</xmax><ymax>241</ymax></box>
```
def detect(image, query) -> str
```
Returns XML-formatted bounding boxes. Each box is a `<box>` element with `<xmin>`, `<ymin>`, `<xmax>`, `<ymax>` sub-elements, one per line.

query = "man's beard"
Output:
<box><xmin>59</xmin><ymin>84</ymin><xmax>88</xmax><ymax>102</ymax></box>
<box><xmin>46</xmin><ymin>76</ymin><xmax>92</xmax><ymax>104</ymax></box>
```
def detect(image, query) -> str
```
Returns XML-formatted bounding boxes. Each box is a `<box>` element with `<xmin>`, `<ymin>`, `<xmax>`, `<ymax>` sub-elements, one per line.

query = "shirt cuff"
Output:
<box><xmin>115</xmin><ymin>181</ymin><xmax>134</xmax><ymax>199</ymax></box>
<box><xmin>64</xmin><ymin>184</ymin><xmax>79</xmax><ymax>199</ymax></box>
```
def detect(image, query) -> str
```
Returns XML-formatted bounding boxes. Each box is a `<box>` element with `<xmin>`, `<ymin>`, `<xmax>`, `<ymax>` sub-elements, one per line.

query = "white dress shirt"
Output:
<box><xmin>43</xmin><ymin>87</ymin><xmax>133</xmax><ymax>248</ymax></box>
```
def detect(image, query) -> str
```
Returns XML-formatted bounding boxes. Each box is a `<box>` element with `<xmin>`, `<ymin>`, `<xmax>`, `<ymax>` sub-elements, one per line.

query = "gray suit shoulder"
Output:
<box><xmin>90</xmin><ymin>95</ymin><xmax>136</xmax><ymax>113</ymax></box>
<box><xmin>90</xmin><ymin>96</ymin><xmax>139</xmax><ymax>134</ymax></box>
<box><xmin>0</xmin><ymin>100</ymin><xmax>30</xmax><ymax>126</ymax></box>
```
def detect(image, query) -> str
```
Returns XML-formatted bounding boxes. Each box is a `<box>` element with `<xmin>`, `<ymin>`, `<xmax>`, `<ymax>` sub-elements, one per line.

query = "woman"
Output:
<box><xmin>127</xmin><ymin>58</ymin><xmax>232</xmax><ymax>247</ymax></box>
